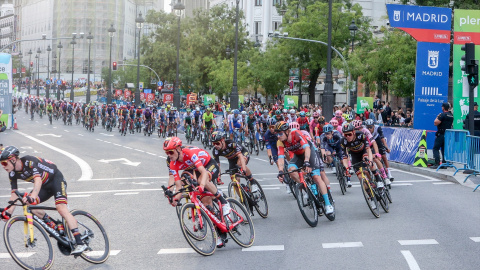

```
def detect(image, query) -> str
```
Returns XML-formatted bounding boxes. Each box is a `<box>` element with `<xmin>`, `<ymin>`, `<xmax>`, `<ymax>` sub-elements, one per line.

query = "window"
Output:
<box><xmin>273</xmin><ymin>0</ymin><xmax>282</xmax><ymax>6</ymax></box>
<box><xmin>273</xmin><ymin>21</ymin><xmax>280</xmax><ymax>31</ymax></box>
<box><xmin>254</xmin><ymin>21</ymin><xmax>262</xmax><ymax>35</ymax></box>
<box><xmin>255</xmin><ymin>0</ymin><xmax>262</xmax><ymax>6</ymax></box>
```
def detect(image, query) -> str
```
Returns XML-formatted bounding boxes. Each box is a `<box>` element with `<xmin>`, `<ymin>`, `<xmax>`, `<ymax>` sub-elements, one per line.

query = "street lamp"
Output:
<box><xmin>27</xmin><ymin>49</ymin><xmax>32</xmax><ymax>95</ymax></box>
<box><xmin>135</xmin><ymin>12</ymin><xmax>145</xmax><ymax>107</ymax></box>
<box><xmin>107</xmin><ymin>24</ymin><xmax>116</xmax><ymax>104</ymax></box>
<box><xmin>57</xmin><ymin>42</ymin><xmax>63</xmax><ymax>100</ymax></box>
<box><xmin>322</xmin><ymin>0</ymin><xmax>334</xmax><ymax>120</ymax></box>
<box><xmin>86</xmin><ymin>32</ymin><xmax>94</xmax><ymax>103</ymax></box>
<box><xmin>36</xmin><ymin>47</ymin><xmax>41</xmax><ymax>97</ymax></box>
<box><xmin>230</xmin><ymin>0</ymin><xmax>240</xmax><ymax>109</ymax></box>
<box><xmin>46</xmin><ymin>45</ymin><xmax>51</xmax><ymax>99</ymax></box>
<box><xmin>18</xmin><ymin>51</ymin><xmax>23</xmax><ymax>91</ymax></box>
<box><xmin>70</xmin><ymin>33</ymin><xmax>77</xmax><ymax>102</ymax></box>
<box><xmin>52</xmin><ymin>53</ymin><xmax>57</xmax><ymax>99</ymax></box>
<box><xmin>173</xmin><ymin>1</ymin><xmax>185</xmax><ymax>108</ymax></box>
<box><xmin>348</xmin><ymin>19</ymin><xmax>358</xmax><ymax>107</ymax></box>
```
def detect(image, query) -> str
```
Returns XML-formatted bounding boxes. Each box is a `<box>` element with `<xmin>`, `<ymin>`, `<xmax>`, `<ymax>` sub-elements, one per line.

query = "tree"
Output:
<box><xmin>399</xmin><ymin>0</ymin><xmax>479</xmax><ymax>9</ymax></box>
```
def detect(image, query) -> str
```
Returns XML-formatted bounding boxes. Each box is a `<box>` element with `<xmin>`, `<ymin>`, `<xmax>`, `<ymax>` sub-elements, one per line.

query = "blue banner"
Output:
<box><xmin>413</xmin><ymin>42</ymin><xmax>450</xmax><ymax>131</ymax></box>
<box><xmin>386</xmin><ymin>4</ymin><xmax>451</xmax><ymax>31</ymax></box>
<box><xmin>383</xmin><ymin>127</ymin><xmax>423</xmax><ymax>165</ymax></box>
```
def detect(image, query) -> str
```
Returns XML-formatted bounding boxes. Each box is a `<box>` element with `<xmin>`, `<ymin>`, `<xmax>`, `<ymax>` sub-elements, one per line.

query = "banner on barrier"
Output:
<box><xmin>382</xmin><ymin>127</ymin><xmax>423</xmax><ymax>165</ymax></box>
<box><xmin>204</xmin><ymin>94</ymin><xmax>215</xmax><ymax>106</ymax></box>
<box><xmin>357</xmin><ymin>97</ymin><xmax>373</xmax><ymax>113</ymax></box>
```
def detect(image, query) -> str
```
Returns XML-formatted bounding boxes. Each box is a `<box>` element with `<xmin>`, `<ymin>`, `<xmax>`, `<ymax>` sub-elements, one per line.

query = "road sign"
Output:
<box><xmin>139</xmin><ymin>82</ymin><xmax>144</xmax><ymax>90</ymax></box>
<box><xmin>157</xmin><ymin>81</ymin><xmax>163</xmax><ymax>87</ymax></box>
<box><xmin>46</xmin><ymin>80</ymin><xmax>51</xmax><ymax>85</ymax></box>
<box><xmin>57</xmin><ymin>80</ymin><xmax>62</xmax><ymax>85</ymax></box>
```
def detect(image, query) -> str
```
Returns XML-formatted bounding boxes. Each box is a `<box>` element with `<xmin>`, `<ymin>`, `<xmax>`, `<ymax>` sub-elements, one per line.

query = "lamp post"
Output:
<box><xmin>135</xmin><ymin>12</ymin><xmax>145</xmax><ymax>107</ymax></box>
<box><xmin>18</xmin><ymin>51</ymin><xmax>23</xmax><ymax>91</ymax></box>
<box><xmin>86</xmin><ymin>32</ymin><xmax>93</xmax><ymax>104</ymax></box>
<box><xmin>107</xmin><ymin>24</ymin><xmax>116</xmax><ymax>104</ymax></box>
<box><xmin>70</xmin><ymin>33</ymin><xmax>77</xmax><ymax>102</ymax></box>
<box><xmin>36</xmin><ymin>47</ymin><xmax>41</xmax><ymax>97</ymax></box>
<box><xmin>173</xmin><ymin>2</ymin><xmax>185</xmax><ymax>108</ymax></box>
<box><xmin>57</xmin><ymin>42</ymin><xmax>63</xmax><ymax>100</ymax></box>
<box><xmin>348</xmin><ymin>19</ymin><xmax>357</xmax><ymax>107</ymax></box>
<box><xmin>322</xmin><ymin>0</ymin><xmax>334</xmax><ymax>119</ymax></box>
<box><xmin>52</xmin><ymin>53</ymin><xmax>57</xmax><ymax>99</ymax></box>
<box><xmin>230</xmin><ymin>0</ymin><xmax>240</xmax><ymax>109</ymax></box>
<box><xmin>46</xmin><ymin>45</ymin><xmax>51</xmax><ymax>99</ymax></box>
<box><xmin>27</xmin><ymin>49</ymin><xmax>32</xmax><ymax>95</ymax></box>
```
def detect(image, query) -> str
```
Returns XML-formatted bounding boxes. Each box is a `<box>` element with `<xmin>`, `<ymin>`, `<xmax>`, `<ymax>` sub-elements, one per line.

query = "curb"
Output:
<box><xmin>388</xmin><ymin>162</ymin><xmax>458</xmax><ymax>183</ymax></box>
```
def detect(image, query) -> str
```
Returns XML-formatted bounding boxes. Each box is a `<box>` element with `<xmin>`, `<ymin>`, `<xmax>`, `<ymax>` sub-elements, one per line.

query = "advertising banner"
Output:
<box><xmin>289</xmin><ymin>68</ymin><xmax>299</xmax><ymax>83</ymax></box>
<box><xmin>284</xmin><ymin>95</ymin><xmax>298</xmax><ymax>109</ymax></box>
<box><xmin>382</xmin><ymin>127</ymin><xmax>423</xmax><ymax>165</ymax></box>
<box><xmin>356</xmin><ymin>97</ymin><xmax>373</xmax><ymax>113</ymax></box>
<box><xmin>140</xmin><ymin>93</ymin><xmax>145</xmax><ymax>100</ymax></box>
<box><xmin>115</xmin><ymin>89</ymin><xmax>122</xmax><ymax>97</ymax></box>
<box><xmin>204</xmin><ymin>94</ymin><xmax>215</xmax><ymax>106</ymax></box>
<box><xmin>453</xmin><ymin>9</ymin><xmax>480</xmax><ymax>129</ymax></box>
<box><xmin>146</xmin><ymin>93</ymin><xmax>155</xmax><ymax>102</ymax></box>
<box><xmin>163</xmin><ymin>93</ymin><xmax>173</xmax><ymax>103</ymax></box>
<box><xmin>124</xmin><ymin>90</ymin><xmax>131</xmax><ymax>99</ymax></box>
<box><xmin>187</xmin><ymin>93</ymin><xmax>197</xmax><ymax>105</ymax></box>
<box><xmin>0</xmin><ymin>54</ymin><xmax>12</xmax><ymax>128</ymax></box>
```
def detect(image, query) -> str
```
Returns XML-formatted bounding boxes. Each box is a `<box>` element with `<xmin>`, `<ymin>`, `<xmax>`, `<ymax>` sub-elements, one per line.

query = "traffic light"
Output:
<box><xmin>461</xmin><ymin>43</ymin><xmax>475</xmax><ymax>74</ymax></box>
<box><xmin>112</xmin><ymin>61</ymin><xmax>117</xmax><ymax>71</ymax></box>
<box><xmin>468</xmin><ymin>62</ymin><xmax>479</xmax><ymax>87</ymax></box>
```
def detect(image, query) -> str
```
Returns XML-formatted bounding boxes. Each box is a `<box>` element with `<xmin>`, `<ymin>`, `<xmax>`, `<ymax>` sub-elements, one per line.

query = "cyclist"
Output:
<box><xmin>365</xmin><ymin>119</ymin><xmax>393</xmax><ymax>181</ymax></box>
<box><xmin>143</xmin><ymin>107</ymin><xmax>153</xmax><ymax>133</ymax></box>
<box><xmin>183</xmin><ymin>108</ymin><xmax>194</xmax><ymax>136</ymax></box>
<box><xmin>0</xmin><ymin>146</ymin><xmax>88</xmax><ymax>255</ymax></box>
<box><xmin>334</xmin><ymin>110</ymin><xmax>345</xmax><ymax>126</ymax></box>
<box><xmin>319</xmin><ymin>124</ymin><xmax>352</xmax><ymax>187</ymax></box>
<box><xmin>228</xmin><ymin>109</ymin><xmax>243</xmax><ymax>140</ymax></box>
<box><xmin>211</xmin><ymin>131</ymin><xmax>255</xmax><ymax>188</ymax></box>
<box><xmin>330</xmin><ymin>118</ymin><xmax>342</xmax><ymax>133</ymax></box>
<box><xmin>340</xmin><ymin>124</ymin><xmax>384</xmax><ymax>199</ymax></box>
<box><xmin>245</xmin><ymin>111</ymin><xmax>258</xmax><ymax>145</ymax></box>
<box><xmin>193</xmin><ymin>108</ymin><xmax>202</xmax><ymax>135</ymax></box>
<box><xmin>272</xmin><ymin>110</ymin><xmax>284</xmax><ymax>122</ymax></box>
<box><xmin>264</xmin><ymin>120</ymin><xmax>279</xmax><ymax>166</ymax></box>
<box><xmin>274</xmin><ymin>121</ymin><xmax>334</xmax><ymax>215</ymax></box>
<box><xmin>202</xmin><ymin>107</ymin><xmax>215</xmax><ymax>132</ymax></box>
<box><xmin>296</xmin><ymin>111</ymin><xmax>309</xmax><ymax>131</ymax></box>
<box><xmin>310</xmin><ymin>113</ymin><xmax>324</xmax><ymax>141</ymax></box>
<box><xmin>46</xmin><ymin>102</ymin><xmax>53</xmax><ymax>117</ymax></box>
<box><xmin>167</xmin><ymin>107</ymin><xmax>178</xmax><ymax>135</ymax></box>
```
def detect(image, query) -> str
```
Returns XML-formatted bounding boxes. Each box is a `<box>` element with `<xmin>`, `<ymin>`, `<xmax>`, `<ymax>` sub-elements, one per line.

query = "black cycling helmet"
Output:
<box><xmin>274</xmin><ymin>121</ymin><xmax>289</xmax><ymax>132</ymax></box>
<box><xmin>211</xmin><ymin>131</ymin><xmax>224</xmax><ymax>142</ymax></box>
<box><xmin>0</xmin><ymin>146</ymin><xmax>19</xmax><ymax>160</ymax></box>
<box><xmin>342</xmin><ymin>123</ymin><xmax>355</xmax><ymax>134</ymax></box>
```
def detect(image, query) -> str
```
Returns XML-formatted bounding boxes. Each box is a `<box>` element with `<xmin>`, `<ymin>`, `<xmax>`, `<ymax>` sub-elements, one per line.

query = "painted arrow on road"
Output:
<box><xmin>37</xmin><ymin>134</ymin><xmax>62</xmax><ymax>138</ymax></box>
<box><xmin>98</xmin><ymin>158</ymin><xmax>141</xmax><ymax>167</ymax></box>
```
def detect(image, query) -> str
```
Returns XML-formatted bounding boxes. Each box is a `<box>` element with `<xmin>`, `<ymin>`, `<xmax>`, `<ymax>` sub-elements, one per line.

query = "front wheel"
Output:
<box><xmin>228</xmin><ymin>181</ymin><xmax>251</xmax><ymax>216</ymax></box>
<box><xmin>226</xmin><ymin>198</ymin><xmax>255</xmax><ymax>248</ymax></box>
<box><xmin>65</xmin><ymin>210</ymin><xmax>110</xmax><ymax>264</ymax></box>
<box><xmin>250</xmin><ymin>179</ymin><xmax>268</xmax><ymax>218</ymax></box>
<box><xmin>4</xmin><ymin>216</ymin><xmax>54</xmax><ymax>270</ymax></box>
<box><xmin>179</xmin><ymin>203</ymin><xmax>217</xmax><ymax>256</ymax></box>
<box><xmin>294</xmin><ymin>183</ymin><xmax>318</xmax><ymax>227</ymax></box>
<box><xmin>361</xmin><ymin>178</ymin><xmax>380</xmax><ymax>218</ymax></box>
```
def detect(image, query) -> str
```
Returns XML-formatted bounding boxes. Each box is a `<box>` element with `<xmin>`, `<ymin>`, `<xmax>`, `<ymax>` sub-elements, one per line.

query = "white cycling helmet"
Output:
<box><xmin>282</xmin><ymin>109</ymin><xmax>288</xmax><ymax>113</ymax></box>
<box><xmin>290</xmin><ymin>109</ymin><xmax>296</xmax><ymax>114</ymax></box>
<box><xmin>241</xmin><ymin>111</ymin><xmax>247</xmax><ymax>115</ymax></box>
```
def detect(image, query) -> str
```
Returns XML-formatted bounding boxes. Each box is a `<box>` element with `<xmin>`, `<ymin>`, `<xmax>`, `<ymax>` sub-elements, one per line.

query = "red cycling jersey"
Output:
<box><xmin>277</xmin><ymin>130</ymin><xmax>311</xmax><ymax>159</ymax></box>
<box><xmin>168</xmin><ymin>147</ymin><xmax>212</xmax><ymax>181</ymax></box>
<box><xmin>297</xmin><ymin>117</ymin><xmax>309</xmax><ymax>127</ymax></box>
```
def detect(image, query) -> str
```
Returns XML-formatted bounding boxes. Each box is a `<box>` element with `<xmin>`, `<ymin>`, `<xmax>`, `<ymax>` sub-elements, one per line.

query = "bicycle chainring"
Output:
<box><xmin>57</xmin><ymin>241</ymin><xmax>72</xmax><ymax>256</ymax></box>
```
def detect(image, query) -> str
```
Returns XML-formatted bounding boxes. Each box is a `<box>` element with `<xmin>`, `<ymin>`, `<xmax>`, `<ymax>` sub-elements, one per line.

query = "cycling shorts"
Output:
<box><xmin>325</xmin><ymin>144</ymin><xmax>343</xmax><ymax>159</ymax></box>
<box><xmin>288</xmin><ymin>142</ymin><xmax>324</xmax><ymax>175</ymax></box>
<box><xmin>349</xmin><ymin>149</ymin><xmax>369</xmax><ymax>171</ymax></box>
<box><xmin>374</xmin><ymin>137</ymin><xmax>387</xmax><ymax>156</ymax></box>
<box><xmin>227</xmin><ymin>150</ymin><xmax>250</xmax><ymax>170</ymax></box>
<box><xmin>36</xmin><ymin>172</ymin><xmax>68</xmax><ymax>205</ymax></box>
<box><xmin>205</xmin><ymin>121</ymin><xmax>213</xmax><ymax>129</ymax></box>
<box><xmin>186</xmin><ymin>159</ymin><xmax>220</xmax><ymax>183</ymax></box>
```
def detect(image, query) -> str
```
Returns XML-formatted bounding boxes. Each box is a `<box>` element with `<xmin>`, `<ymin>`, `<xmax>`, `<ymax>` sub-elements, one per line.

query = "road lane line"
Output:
<box><xmin>79</xmin><ymin>176</ymin><xmax>169</xmax><ymax>181</ymax></box>
<box><xmin>398</xmin><ymin>239</ymin><xmax>438</xmax><ymax>245</ymax></box>
<box><xmin>109</xmin><ymin>250</ymin><xmax>121</xmax><ymax>255</ymax></box>
<box><xmin>123</xmin><ymin>146</ymin><xmax>132</xmax><ymax>149</ymax></box>
<box><xmin>68</xmin><ymin>188</ymin><xmax>162</xmax><ymax>194</ymax></box>
<box><xmin>114</xmin><ymin>192</ymin><xmax>139</xmax><ymax>195</ymax></box>
<box><xmin>158</xmin><ymin>248</ymin><xmax>195</xmax><ymax>254</ymax></box>
<box><xmin>262</xmin><ymin>187</ymin><xmax>280</xmax><ymax>190</ymax></box>
<box><xmin>15</xmin><ymin>131</ymin><xmax>93</xmax><ymax>181</ymax></box>
<box><xmin>242</xmin><ymin>245</ymin><xmax>284</xmax><ymax>251</ymax></box>
<box><xmin>322</xmin><ymin>242</ymin><xmax>363</xmax><ymax>248</ymax></box>
<box><xmin>135</xmin><ymin>149</ymin><xmax>145</xmax><ymax>153</ymax></box>
<box><xmin>113</xmin><ymin>143</ymin><xmax>122</xmax><ymax>146</ymax></box>
<box><xmin>470</xmin><ymin>237</ymin><xmax>480</xmax><ymax>242</ymax></box>
<box><xmin>432</xmin><ymin>182</ymin><xmax>454</xmax><ymax>185</ymax></box>
<box><xmin>401</xmin><ymin>250</ymin><xmax>421</xmax><ymax>270</ymax></box>
<box><xmin>0</xmin><ymin>252</ymin><xmax>35</xmax><ymax>258</ymax></box>
<box><xmin>85</xmin><ymin>250</ymin><xmax>120</xmax><ymax>257</ymax></box>
<box><xmin>253</xmin><ymin>158</ymin><xmax>268</xmax><ymax>162</ymax></box>
<box><xmin>146</xmin><ymin>152</ymin><xmax>156</xmax><ymax>156</ymax></box>
<box><xmin>68</xmin><ymin>195</ymin><xmax>92</xmax><ymax>198</ymax></box>
<box><xmin>78</xmin><ymin>134</ymin><xmax>84</xmax><ymax>136</ymax></box>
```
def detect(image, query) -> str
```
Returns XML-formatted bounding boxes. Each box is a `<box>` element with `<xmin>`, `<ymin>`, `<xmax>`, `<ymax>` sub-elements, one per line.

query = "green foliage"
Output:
<box><xmin>399</xmin><ymin>0</ymin><xmax>479</xmax><ymax>9</ymax></box>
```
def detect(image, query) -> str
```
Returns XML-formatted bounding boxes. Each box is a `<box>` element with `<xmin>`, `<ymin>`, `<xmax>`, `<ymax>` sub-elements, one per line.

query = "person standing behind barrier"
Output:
<box><xmin>463</xmin><ymin>102</ymin><xmax>480</xmax><ymax>136</ymax></box>
<box><xmin>432</xmin><ymin>102</ymin><xmax>454</xmax><ymax>169</ymax></box>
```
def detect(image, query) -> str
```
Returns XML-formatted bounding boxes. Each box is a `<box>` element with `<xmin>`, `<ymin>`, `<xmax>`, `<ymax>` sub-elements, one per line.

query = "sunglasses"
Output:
<box><xmin>344</xmin><ymin>133</ymin><xmax>354</xmax><ymax>137</ymax></box>
<box><xmin>165</xmin><ymin>150</ymin><xmax>176</xmax><ymax>156</ymax></box>
<box><xmin>314</xmin><ymin>117</ymin><xmax>318</xmax><ymax>119</ymax></box>
<box><xmin>276</xmin><ymin>132</ymin><xmax>285</xmax><ymax>137</ymax></box>
<box><xmin>213</xmin><ymin>142</ymin><xmax>221</xmax><ymax>146</ymax></box>
<box><xmin>1</xmin><ymin>160</ymin><xmax>9</xmax><ymax>167</ymax></box>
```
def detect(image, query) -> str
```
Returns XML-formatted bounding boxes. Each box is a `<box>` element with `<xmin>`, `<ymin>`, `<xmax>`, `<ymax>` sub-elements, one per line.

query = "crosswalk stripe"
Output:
<box><xmin>470</xmin><ymin>237</ymin><xmax>480</xmax><ymax>242</ymax></box>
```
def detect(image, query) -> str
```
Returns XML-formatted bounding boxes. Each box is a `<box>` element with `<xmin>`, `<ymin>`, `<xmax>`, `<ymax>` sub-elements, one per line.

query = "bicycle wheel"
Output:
<box><xmin>179</xmin><ymin>203</ymin><xmax>217</xmax><ymax>256</ymax></box>
<box><xmin>336</xmin><ymin>163</ymin><xmax>347</xmax><ymax>195</ymax></box>
<box><xmin>228</xmin><ymin>181</ymin><xmax>251</xmax><ymax>216</ymax></box>
<box><xmin>226</xmin><ymin>198</ymin><xmax>255</xmax><ymax>248</ymax></box>
<box><xmin>294</xmin><ymin>183</ymin><xmax>318</xmax><ymax>227</ymax></box>
<box><xmin>361</xmin><ymin>178</ymin><xmax>380</xmax><ymax>218</ymax></box>
<box><xmin>4</xmin><ymin>216</ymin><xmax>54</xmax><ymax>270</ymax></box>
<box><xmin>325</xmin><ymin>189</ymin><xmax>336</xmax><ymax>221</ymax></box>
<box><xmin>385</xmin><ymin>185</ymin><xmax>393</xmax><ymax>203</ymax></box>
<box><xmin>378</xmin><ymin>188</ymin><xmax>390</xmax><ymax>213</ymax></box>
<box><xmin>249</xmin><ymin>179</ymin><xmax>268</xmax><ymax>218</ymax></box>
<box><xmin>65</xmin><ymin>210</ymin><xmax>110</xmax><ymax>264</ymax></box>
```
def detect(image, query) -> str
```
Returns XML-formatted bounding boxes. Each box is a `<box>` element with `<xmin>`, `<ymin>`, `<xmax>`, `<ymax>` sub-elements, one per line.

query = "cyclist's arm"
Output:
<box><xmin>28</xmin><ymin>176</ymin><xmax>42</xmax><ymax>204</ymax></box>
<box><xmin>276</xmin><ymin>141</ymin><xmax>285</xmax><ymax>172</ymax></box>
<box><xmin>196</xmin><ymin>165</ymin><xmax>209</xmax><ymax>190</ymax></box>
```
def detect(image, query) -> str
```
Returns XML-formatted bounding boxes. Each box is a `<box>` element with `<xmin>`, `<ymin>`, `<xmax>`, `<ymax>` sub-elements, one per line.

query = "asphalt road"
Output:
<box><xmin>0</xmin><ymin>112</ymin><xmax>479</xmax><ymax>270</ymax></box>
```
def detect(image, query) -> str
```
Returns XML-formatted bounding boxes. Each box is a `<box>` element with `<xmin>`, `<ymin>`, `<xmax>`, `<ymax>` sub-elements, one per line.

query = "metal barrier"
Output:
<box><xmin>464</xmin><ymin>135</ymin><xmax>480</xmax><ymax>192</ymax></box>
<box><xmin>437</xmin><ymin>130</ymin><xmax>470</xmax><ymax>174</ymax></box>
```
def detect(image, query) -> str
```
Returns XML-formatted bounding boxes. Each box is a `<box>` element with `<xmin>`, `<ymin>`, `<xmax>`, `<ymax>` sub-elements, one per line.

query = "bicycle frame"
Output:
<box><xmin>28</xmin><ymin>205</ymin><xmax>72</xmax><ymax>248</ymax></box>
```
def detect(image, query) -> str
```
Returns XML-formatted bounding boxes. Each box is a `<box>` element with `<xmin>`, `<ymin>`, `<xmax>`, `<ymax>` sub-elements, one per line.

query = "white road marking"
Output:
<box><xmin>470</xmin><ymin>237</ymin><xmax>480</xmax><ymax>242</ymax></box>
<box><xmin>220</xmin><ymin>160</ymin><xmax>228</xmax><ymax>164</ymax></box>
<box><xmin>114</xmin><ymin>192</ymin><xmax>139</xmax><ymax>195</ymax></box>
<box><xmin>253</xmin><ymin>158</ymin><xmax>268</xmax><ymax>162</ymax></box>
<box><xmin>98</xmin><ymin>158</ymin><xmax>140</xmax><ymax>166</ymax></box>
<box><xmin>84</xmin><ymin>250</ymin><xmax>120</xmax><ymax>257</ymax></box>
<box><xmin>253</xmin><ymin>173</ymin><xmax>278</xmax><ymax>176</ymax></box>
<box><xmin>15</xmin><ymin>131</ymin><xmax>93</xmax><ymax>181</ymax></box>
<box><xmin>109</xmin><ymin>250</ymin><xmax>121</xmax><ymax>256</ymax></box>
<box><xmin>262</xmin><ymin>187</ymin><xmax>280</xmax><ymax>190</ymax></box>
<box><xmin>393</xmin><ymin>180</ymin><xmax>440</xmax><ymax>183</ymax></box>
<box><xmin>351</xmin><ymin>183</ymin><xmax>412</xmax><ymax>187</ymax></box>
<box><xmin>100</xmin><ymin>133</ymin><xmax>114</xmax><ymax>137</ymax></box>
<box><xmin>37</xmin><ymin>134</ymin><xmax>62</xmax><ymax>137</ymax></box>
<box><xmin>401</xmin><ymin>250</ymin><xmax>421</xmax><ymax>270</ymax></box>
<box><xmin>78</xmin><ymin>134</ymin><xmax>84</xmax><ymax>136</ymax></box>
<box><xmin>135</xmin><ymin>149</ymin><xmax>145</xmax><ymax>153</ymax></box>
<box><xmin>322</xmin><ymin>242</ymin><xmax>363</xmax><ymax>248</ymax></box>
<box><xmin>146</xmin><ymin>152</ymin><xmax>157</xmax><ymax>156</ymax></box>
<box><xmin>123</xmin><ymin>146</ymin><xmax>132</xmax><ymax>149</ymax></box>
<box><xmin>432</xmin><ymin>182</ymin><xmax>454</xmax><ymax>185</ymax></box>
<box><xmin>398</xmin><ymin>239</ymin><xmax>438</xmax><ymax>245</ymax></box>
<box><xmin>80</xmin><ymin>176</ymin><xmax>169</xmax><ymax>181</ymax></box>
<box><xmin>0</xmin><ymin>252</ymin><xmax>35</xmax><ymax>258</ymax></box>
<box><xmin>64</xmin><ymin>130</ymin><xmax>69</xmax><ymax>133</ymax></box>
<box><xmin>113</xmin><ymin>143</ymin><xmax>122</xmax><ymax>146</ymax></box>
<box><xmin>68</xmin><ymin>188</ymin><xmax>162</xmax><ymax>195</ymax></box>
<box><xmin>242</xmin><ymin>245</ymin><xmax>284</xmax><ymax>251</ymax></box>
<box><xmin>68</xmin><ymin>194</ymin><xmax>92</xmax><ymax>198</ymax></box>
<box><xmin>96</xmin><ymin>139</ymin><xmax>103</xmax><ymax>141</ymax></box>
<box><xmin>158</xmin><ymin>248</ymin><xmax>195</xmax><ymax>254</ymax></box>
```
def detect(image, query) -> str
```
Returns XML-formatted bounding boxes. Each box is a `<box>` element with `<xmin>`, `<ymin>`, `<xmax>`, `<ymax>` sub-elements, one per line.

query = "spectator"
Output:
<box><xmin>369</xmin><ymin>109</ymin><xmax>376</xmax><ymax>121</ymax></box>
<box><xmin>384</xmin><ymin>102</ymin><xmax>392</xmax><ymax>119</ymax></box>
<box><xmin>432</xmin><ymin>103</ymin><xmax>454</xmax><ymax>169</ymax></box>
<box><xmin>364</xmin><ymin>108</ymin><xmax>370</xmax><ymax>120</ymax></box>
<box><xmin>404</xmin><ymin>111</ymin><xmax>413</xmax><ymax>127</ymax></box>
<box><xmin>373</xmin><ymin>95</ymin><xmax>381</xmax><ymax>110</ymax></box>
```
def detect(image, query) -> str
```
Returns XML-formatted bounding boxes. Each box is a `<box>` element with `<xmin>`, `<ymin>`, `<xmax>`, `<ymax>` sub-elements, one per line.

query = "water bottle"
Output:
<box><xmin>311</xmin><ymin>184</ymin><xmax>318</xmax><ymax>196</ymax></box>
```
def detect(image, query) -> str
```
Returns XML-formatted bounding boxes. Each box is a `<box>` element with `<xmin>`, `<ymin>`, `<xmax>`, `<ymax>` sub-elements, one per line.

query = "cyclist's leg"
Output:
<box><xmin>287</xmin><ymin>155</ymin><xmax>303</xmax><ymax>183</ymax></box>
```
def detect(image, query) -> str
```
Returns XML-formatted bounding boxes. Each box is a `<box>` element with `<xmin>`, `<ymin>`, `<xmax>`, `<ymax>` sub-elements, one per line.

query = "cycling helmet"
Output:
<box><xmin>207</xmin><ymin>107</ymin><xmax>212</xmax><ymax>111</ymax></box>
<box><xmin>352</xmin><ymin>120</ymin><xmax>363</xmax><ymax>129</ymax></box>
<box><xmin>289</xmin><ymin>122</ymin><xmax>300</xmax><ymax>130</ymax></box>
<box><xmin>274</xmin><ymin>121</ymin><xmax>289</xmax><ymax>132</ymax></box>
<box><xmin>299</xmin><ymin>111</ymin><xmax>306</xmax><ymax>117</ymax></box>
<box><xmin>241</xmin><ymin>111</ymin><xmax>247</xmax><ymax>115</ymax></box>
<box><xmin>172</xmin><ymin>107</ymin><xmax>177</xmax><ymax>111</ymax></box>
<box><xmin>323</xmin><ymin>124</ymin><xmax>334</xmax><ymax>133</ymax></box>
<box><xmin>248</xmin><ymin>111</ymin><xmax>254</xmax><ymax>115</ymax></box>
<box><xmin>289</xmin><ymin>109</ymin><xmax>296</xmax><ymax>114</ymax></box>
<box><xmin>275</xmin><ymin>110</ymin><xmax>281</xmax><ymax>115</ymax></box>
<box><xmin>211</xmin><ymin>131</ymin><xmax>224</xmax><ymax>142</ymax></box>
<box><xmin>163</xmin><ymin>137</ymin><xmax>182</xmax><ymax>150</ymax></box>
<box><xmin>282</xmin><ymin>109</ymin><xmax>288</xmax><ymax>114</ymax></box>
<box><xmin>335</xmin><ymin>110</ymin><xmax>343</xmax><ymax>117</ymax></box>
<box><xmin>342</xmin><ymin>123</ymin><xmax>355</xmax><ymax>133</ymax></box>
<box><xmin>329</xmin><ymin>119</ymin><xmax>338</xmax><ymax>126</ymax></box>
<box><xmin>365</xmin><ymin>119</ymin><xmax>375</xmax><ymax>126</ymax></box>
<box><xmin>167</xmin><ymin>104</ymin><xmax>171</xmax><ymax>108</ymax></box>
<box><xmin>268</xmin><ymin>118</ymin><xmax>277</xmax><ymax>126</ymax></box>
<box><xmin>233</xmin><ymin>109</ymin><xmax>239</xmax><ymax>115</ymax></box>
<box><xmin>345</xmin><ymin>114</ymin><xmax>353</xmax><ymax>121</ymax></box>
<box><xmin>318</xmin><ymin>116</ymin><xmax>325</xmax><ymax>124</ymax></box>
<box><xmin>145</xmin><ymin>107</ymin><xmax>150</xmax><ymax>111</ymax></box>
<box><xmin>263</xmin><ymin>110</ymin><xmax>268</xmax><ymax>114</ymax></box>
<box><xmin>186</xmin><ymin>108</ymin><xmax>191</xmax><ymax>112</ymax></box>
<box><xmin>0</xmin><ymin>146</ymin><xmax>20</xmax><ymax>160</ymax></box>
<box><xmin>313</xmin><ymin>112</ymin><xmax>319</xmax><ymax>118</ymax></box>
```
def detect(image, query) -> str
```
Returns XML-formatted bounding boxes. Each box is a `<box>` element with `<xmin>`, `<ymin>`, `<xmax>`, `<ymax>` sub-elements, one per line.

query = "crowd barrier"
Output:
<box><xmin>464</xmin><ymin>135</ymin><xmax>480</xmax><ymax>191</ymax></box>
<box><xmin>382</xmin><ymin>127</ymin><xmax>425</xmax><ymax>165</ymax></box>
<box><xmin>437</xmin><ymin>130</ymin><xmax>469</xmax><ymax>174</ymax></box>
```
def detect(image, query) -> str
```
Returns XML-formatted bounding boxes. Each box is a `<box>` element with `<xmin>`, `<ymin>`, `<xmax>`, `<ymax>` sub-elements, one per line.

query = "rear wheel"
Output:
<box><xmin>250</xmin><ymin>179</ymin><xmax>268</xmax><ymax>218</ymax></box>
<box><xmin>228</xmin><ymin>181</ymin><xmax>251</xmax><ymax>216</ymax></box>
<box><xmin>336</xmin><ymin>162</ymin><xmax>347</xmax><ymax>195</ymax></box>
<box><xmin>226</xmin><ymin>198</ymin><xmax>255</xmax><ymax>248</ymax></box>
<box><xmin>294</xmin><ymin>183</ymin><xmax>318</xmax><ymax>227</ymax></box>
<box><xmin>179</xmin><ymin>203</ymin><xmax>216</xmax><ymax>256</ymax></box>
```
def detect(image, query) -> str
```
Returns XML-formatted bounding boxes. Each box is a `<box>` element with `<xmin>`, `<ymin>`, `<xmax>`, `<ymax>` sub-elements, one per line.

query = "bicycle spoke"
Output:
<box><xmin>179</xmin><ymin>203</ymin><xmax>216</xmax><ymax>256</ymax></box>
<box><xmin>227</xmin><ymin>198</ymin><xmax>255</xmax><ymax>248</ymax></box>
